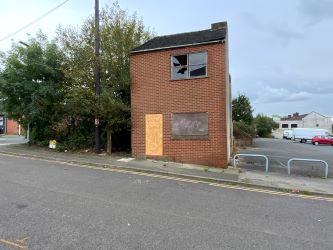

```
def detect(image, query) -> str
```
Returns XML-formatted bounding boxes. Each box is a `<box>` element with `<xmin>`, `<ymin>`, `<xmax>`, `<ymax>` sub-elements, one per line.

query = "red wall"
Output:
<box><xmin>131</xmin><ymin>43</ymin><xmax>228</xmax><ymax>167</ymax></box>
<box><xmin>6</xmin><ymin>119</ymin><xmax>20</xmax><ymax>135</ymax></box>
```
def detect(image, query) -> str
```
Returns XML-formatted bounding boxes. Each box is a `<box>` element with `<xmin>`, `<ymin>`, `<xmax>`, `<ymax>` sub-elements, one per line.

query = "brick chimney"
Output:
<box><xmin>211</xmin><ymin>21</ymin><xmax>227</xmax><ymax>30</ymax></box>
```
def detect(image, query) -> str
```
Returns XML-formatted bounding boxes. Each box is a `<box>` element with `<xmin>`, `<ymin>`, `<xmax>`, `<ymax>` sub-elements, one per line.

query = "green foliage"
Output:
<box><xmin>0</xmin><ymin>2</ymin><xmax>152</xmax><ymax>151</ymax></box>
<box><xmin>255</xmin><ymin>114</ymin><xmax>279</xmax><ymax>138</ymax></box>
<box><xmin>233</xmin><ymin>121</ymin><xmax>255</xmax><ymax>139</ymax></box>
<box><xmin>56</xmin><ymin>1</ymin><xmax>153</xmax><ymax>150</ymax></box>
<box><xmin>0</xmin><ymin>32</ymin><xmax>64</xmax><ymax>142</ymax></box>
<box><xmin>57</xmin><ymin>2</ymin><xmax>153</xmax><ymax>124</ymax></box>
<box><xmin>232</xmin><ymin>94</ymin><xmax>254</xmax><ymax>125</ymax></box>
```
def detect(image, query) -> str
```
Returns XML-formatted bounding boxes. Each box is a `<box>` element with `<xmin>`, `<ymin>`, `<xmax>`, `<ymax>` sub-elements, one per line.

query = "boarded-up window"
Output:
<box><xmin>172</xmin><ymin>112</ymin><xmax>208</xmax><ymax>139</ymax></box>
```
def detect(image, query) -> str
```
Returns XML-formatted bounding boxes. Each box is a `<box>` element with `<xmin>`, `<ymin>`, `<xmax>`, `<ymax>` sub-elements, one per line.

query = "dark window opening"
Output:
<box><xmin>172</xmin><ymin>55</ymin><xmax>188</xmax><ymax>80</ymax></box>
<box><xmin>291</xmin><ymin>124</ymin><xmax>298</xmax><ymax>128</ymax></box>
<box><xmin>171</xmin><ymin>52</ymin><xmax>207</xmax><ymax>80</ymax></box>
<box><xmin>282</xmin><ymin>124</ymin><xmax>288</xmax><ymax>128</ymax></box>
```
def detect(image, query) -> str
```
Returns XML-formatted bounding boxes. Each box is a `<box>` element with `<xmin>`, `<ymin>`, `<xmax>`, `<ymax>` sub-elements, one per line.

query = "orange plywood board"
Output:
<box><xmin>145</xmin><ymin>114</ymin><xmax>163</xmax><ymax>156</ymax></box>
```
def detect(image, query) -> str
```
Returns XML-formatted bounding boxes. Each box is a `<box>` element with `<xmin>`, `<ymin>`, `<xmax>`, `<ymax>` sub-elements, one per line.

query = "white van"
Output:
<box><xmin>292</xmin><ymin>128</ymin><xmax>330</xmax><ymax>143</ymax></box>
<box><xmin>283</xmin><ymin>129</ymin><xmax>293</xmax><ymax>139</ymax></box>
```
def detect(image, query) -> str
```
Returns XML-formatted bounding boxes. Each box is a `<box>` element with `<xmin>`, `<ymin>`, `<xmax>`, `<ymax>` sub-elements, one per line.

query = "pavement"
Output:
<box><xmin>0</xmin><ymin>135</ymin><xmax>332</xmax><ymax>197</ymax></box>
<box><xmin>1</xmin><ymin>149</ymin><xmax>333</xmax><ymax>249</ymax></box>
<box><xmin>0</xmin><ymin>134</ymin><xmax>27</xmax><ymax>145</ymax></box>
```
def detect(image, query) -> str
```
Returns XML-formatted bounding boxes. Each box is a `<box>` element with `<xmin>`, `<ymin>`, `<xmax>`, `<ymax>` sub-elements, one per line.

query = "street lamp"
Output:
<box><xmin>19</xmin><ymin>41</ymin><xmax>31</xmax><ymax>143</ymax></box>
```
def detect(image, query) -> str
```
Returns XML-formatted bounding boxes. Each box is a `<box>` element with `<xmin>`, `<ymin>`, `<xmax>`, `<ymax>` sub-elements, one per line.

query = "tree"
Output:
<box><xmin>56</xmin><ymin>2</ymin><xmax>153</xmax><ymax>152</ymax></box>
<box><xmin>232</xmin><ymin>94</ymin><xmax>253</xmax><ymax>125</ymax></box>
<box><xmin>0</xmin><ymin>32</ymin><xmax>64</xmax><ymax>143</ymax></box>
<box><xmin>255</xmin><ymin>114</ymin><xmax>279</xmax><ymax>138</ymax></box>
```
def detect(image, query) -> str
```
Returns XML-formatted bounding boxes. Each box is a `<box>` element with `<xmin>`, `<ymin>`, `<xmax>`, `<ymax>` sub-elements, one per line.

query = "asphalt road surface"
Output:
<box><xmin>239</xmin><ymin>138</ymin><xmax>333</xmax><ymax>178</ymax></box>
<box><xmin>0</xmin><ymin>154</ymin><xmax>333</xmax><ymax>249</ymax></box>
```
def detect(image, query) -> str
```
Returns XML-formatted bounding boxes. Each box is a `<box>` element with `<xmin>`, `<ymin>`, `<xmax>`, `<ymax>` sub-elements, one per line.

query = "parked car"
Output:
<box><xmin>292</xmin><ymin>128</ymin><xmax>330</xmax><ymax>143</ymax></box>
<box><xmin>312</xmin><ymin>135</ymin><xmax>333</xmax><ymax>145</ymax></box>
<box><xmin>283</xmin><ymin>129</ymin><xmax>293</xmax><ymax>139</ymax></box>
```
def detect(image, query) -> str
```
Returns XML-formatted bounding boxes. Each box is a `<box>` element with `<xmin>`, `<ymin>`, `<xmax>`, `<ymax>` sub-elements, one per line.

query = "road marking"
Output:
<box><xmin>277</xmin><ymin>160</ymin><xmax>287</xmax><ymax>168</ymax></box>
<box><xmin>0</xmin><ymin>152</ymin><xmax>333</xmax><ymax>203</ymax></box>
<box><xmin>16</xmin><ymin>237</ymin><xmax>29</xmax><ymax>245</ymax></box>
<box><xmin>0</xmin><ymin>239</ymin><xmax>28</xmax><ymax>249</ymax></box>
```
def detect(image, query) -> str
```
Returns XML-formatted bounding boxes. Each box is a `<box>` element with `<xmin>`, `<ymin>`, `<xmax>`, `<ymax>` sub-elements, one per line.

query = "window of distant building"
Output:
<box><xmin>291</xmin><ymin>124</ymin><xmax>298</xmax><ymax>128</ymax></box>
<box><xmin>171</xmin><ymin>52</ymin><xmax>207</xmax><ymax>80</ymax></box>
<box><xmin>282</xmin><ymin>124</ymin><xmax>288</xmax><ymax>128</ymax></box>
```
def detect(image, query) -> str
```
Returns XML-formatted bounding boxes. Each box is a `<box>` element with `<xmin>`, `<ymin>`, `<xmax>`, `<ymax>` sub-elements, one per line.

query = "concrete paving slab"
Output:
<box><xmin>240</xmin><ymin>170</ymin><xmax>333</xmax><ymax>195</ymax></box>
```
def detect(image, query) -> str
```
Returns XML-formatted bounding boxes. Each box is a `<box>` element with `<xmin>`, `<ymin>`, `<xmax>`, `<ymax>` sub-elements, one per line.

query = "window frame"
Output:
<box><xmin>171</xmin><ymin>51</ymin><xmax>208</xmax><ymax>80</ymax></box>
<box><xmin>282</xmin><ymin>124</ymin><xmax>288</xmax><ymax>128</ymax></box>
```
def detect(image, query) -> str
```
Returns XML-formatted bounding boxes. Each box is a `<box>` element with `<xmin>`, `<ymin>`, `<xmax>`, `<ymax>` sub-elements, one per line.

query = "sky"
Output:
<box><xmin>0</xmin><ymin>0</ymin><xmax>333</xmax><ymax>117</ymax></box>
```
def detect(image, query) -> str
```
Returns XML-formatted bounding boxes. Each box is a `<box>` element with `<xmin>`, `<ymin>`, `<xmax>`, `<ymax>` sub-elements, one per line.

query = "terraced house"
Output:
<box><xmin>131</xmin><ymin>22</ymin><xmax>232</xmax><ymax>168</ymax></box>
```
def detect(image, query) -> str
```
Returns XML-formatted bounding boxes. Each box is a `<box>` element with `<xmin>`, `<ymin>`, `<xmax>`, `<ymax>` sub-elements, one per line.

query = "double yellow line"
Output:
<box><xmin>0</xmin><ymin>238</ymin><xmax>28</xmax><ymax>249</ymax></box>
<box><xmin>1</xmin><ymin>152</ymin><xmax>333</xmax><ymax>203</ymax></box>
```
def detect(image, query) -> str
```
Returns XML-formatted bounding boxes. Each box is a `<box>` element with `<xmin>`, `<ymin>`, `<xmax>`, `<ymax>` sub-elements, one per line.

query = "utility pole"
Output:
<box><xmin>94</xmin><ymin>0</ymin><xmax>101</xmax><ymax>154</ymax></box>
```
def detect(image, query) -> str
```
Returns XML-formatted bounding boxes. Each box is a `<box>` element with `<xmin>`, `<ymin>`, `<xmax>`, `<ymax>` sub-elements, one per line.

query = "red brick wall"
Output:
<box><xmin>6</xmin><ymin>119</ymin><xmax>19</xmax><ymax>135</ymax></box>
<box><xmin>131</xmin><ymin>43</ymin><xmax>228</xmax><ymax>167</ymax></box>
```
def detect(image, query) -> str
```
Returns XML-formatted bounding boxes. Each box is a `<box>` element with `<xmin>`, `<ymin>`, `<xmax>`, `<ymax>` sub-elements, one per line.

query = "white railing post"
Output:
<box><xmin>287</xmin><ymin>158</ymin><xmax>329</xmax><ymax>178</ymax></box>
<box><xmin>233</xmin><ymin>154</ymin><xmax>269</xmax><ymax>173</ymax></box>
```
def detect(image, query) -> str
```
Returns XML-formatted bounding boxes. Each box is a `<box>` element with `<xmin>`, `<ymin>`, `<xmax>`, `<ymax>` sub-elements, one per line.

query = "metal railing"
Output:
<box><xmin>233</xmin><ymin>154</ymin><xmax>269</xmax><ymax>173</ymax></box>
<box><xmin>287</xmin><ymin>158</ymin><xmax>329</xmax><ymax>178</ymax></box>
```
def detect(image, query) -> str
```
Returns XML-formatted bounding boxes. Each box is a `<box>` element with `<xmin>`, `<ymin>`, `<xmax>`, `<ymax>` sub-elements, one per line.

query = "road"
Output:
<box><xmin>0</xmin><ymin>154</ymin><xmax>333</xmax><ymax>249</ymax></box>
<box><xmin>239</xmin><ymin>138</ymin><xmax>333</xmax><ymax>178</ymax></box>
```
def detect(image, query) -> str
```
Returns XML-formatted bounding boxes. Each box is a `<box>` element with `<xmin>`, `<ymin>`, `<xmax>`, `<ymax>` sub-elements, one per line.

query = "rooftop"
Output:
<box><xmin>132</xmin><ymin>22</ymin><xmax>227</xmax><ymax>53</ymax></box>
<box><xmin>281</xmin><ymin>112</ymin><xmax>308</xmax><ymax>121</ymax></box>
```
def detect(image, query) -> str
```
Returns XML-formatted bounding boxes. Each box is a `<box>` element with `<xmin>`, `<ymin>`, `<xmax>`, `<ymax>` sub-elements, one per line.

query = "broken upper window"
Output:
<box><xmin>171</xmin><ymin>52</ymin><xmax>207</xmax><ymax>80</ymax></box>
<box><xmin>172</xmin><ymin>55</ymin><xmax>188</xmax><ymax>80</ymax></box>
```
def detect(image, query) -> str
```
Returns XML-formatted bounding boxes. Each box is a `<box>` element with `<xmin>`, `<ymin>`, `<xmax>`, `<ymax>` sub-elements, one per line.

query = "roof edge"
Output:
<box><xmin>131</xmin><ymin>39</ymin><xmax>225</xmax><ymax>54</ymax></box>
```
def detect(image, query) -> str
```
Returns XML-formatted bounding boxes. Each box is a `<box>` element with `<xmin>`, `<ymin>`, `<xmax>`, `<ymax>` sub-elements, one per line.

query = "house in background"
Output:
<box><xmin>6</xmin><ymin>119</ymin><xmax>21</xmax><ymax>135</ymax></box>
<box><xmin>0</xmin><ymin>114</ymin><xmax>21</xmax><ymax>135</ymax></box>
<box><xmin>131</xmin><ymin>21</ymin><xmax>232</xmax><ymax>168</ymax></box>
<box><xmin>274</xmin><ymin>111</ymin><xmax>333</xmax><ymax>138</ymax></box>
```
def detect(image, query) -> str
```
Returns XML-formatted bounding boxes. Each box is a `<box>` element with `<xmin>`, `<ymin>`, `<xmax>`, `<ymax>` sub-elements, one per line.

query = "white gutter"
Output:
<box><xmin>131</xmin><ymin>39</ymin><xmax>225</xmax><ymax>54</ymax></box>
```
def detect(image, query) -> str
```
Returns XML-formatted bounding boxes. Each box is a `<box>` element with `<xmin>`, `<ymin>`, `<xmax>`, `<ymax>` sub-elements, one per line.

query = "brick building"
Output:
<box><xmin>278</xmin><ymin>112</ymin><xmax>333</xmax><ymax>132</ymax></box>
<box><xmin>0</xmin><ymin>114</ymin><xmax>21</xmax><ymax>135</ymax></box>
<box><xmin>6</xmin><ymin>119</ymin><xmax>20</xmax><ymax>135</ymax></box>
<box><xmin>131</xmin><ymin>22</ymin><xmax>232</xmax><ymax>168</ymax></box>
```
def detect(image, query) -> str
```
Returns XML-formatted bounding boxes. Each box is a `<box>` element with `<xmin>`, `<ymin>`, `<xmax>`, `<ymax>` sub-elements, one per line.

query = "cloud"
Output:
<box><xmin>242</xmin><ymin>12</ymin><xmax>304</xmax><ymax>45</ymax></box>
<box><xmin>294</xmin><ymin>79</ymin><xmax>333</xmax><ymax>94</ymax></box>
<box><xmin>253</xmin><ymin>85</ymin><xmax>313</xmax><ymax>104</ymax></box>
<box><xmin>298</xmin><ymin>0</ymin><xmax>333</xmax><ymax>26</ymax></box>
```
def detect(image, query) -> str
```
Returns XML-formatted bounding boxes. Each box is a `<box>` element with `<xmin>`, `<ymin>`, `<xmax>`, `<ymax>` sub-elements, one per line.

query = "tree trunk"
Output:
<box><xmin>107</xmin><ymin>128</ymin><xmax>112</xmax><ymax>155</ymax></box>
